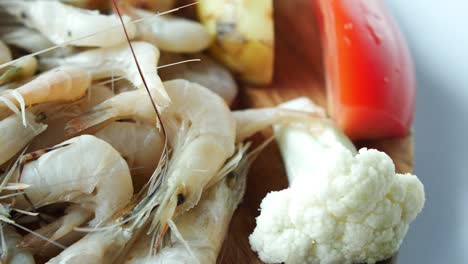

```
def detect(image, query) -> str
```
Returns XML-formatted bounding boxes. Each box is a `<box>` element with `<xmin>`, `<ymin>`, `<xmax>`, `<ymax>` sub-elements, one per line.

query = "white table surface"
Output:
<box><xmin>385</xmin><ymin>0</ymin><xmax>468</xmax><ymax>263</ymax></box>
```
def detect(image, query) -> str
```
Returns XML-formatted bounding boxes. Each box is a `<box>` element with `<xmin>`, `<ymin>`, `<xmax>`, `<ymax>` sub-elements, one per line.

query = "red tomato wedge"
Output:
<box><xmin>314</xmin><ymin>0</ymin><xmax>415</xmax><ymax>140</ymax></box>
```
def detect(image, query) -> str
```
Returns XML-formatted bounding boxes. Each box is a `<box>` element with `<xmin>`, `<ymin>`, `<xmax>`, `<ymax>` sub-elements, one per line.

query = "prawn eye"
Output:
<box><xmin>36</xmin><ymin>112</ymin><xmax>47</xmax><ymax>122</ymax></box>
<box><xmin>177</xmin><ymin>193</ymin><xmax>185</xmax><ymax>206</ymax></box>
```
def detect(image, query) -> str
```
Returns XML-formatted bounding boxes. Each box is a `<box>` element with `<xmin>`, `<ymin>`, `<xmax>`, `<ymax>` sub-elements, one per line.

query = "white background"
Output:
<box><xmin>385</xmin><ymin>0</ymin><xmax>468</xmax><ymax>263</ymax></box>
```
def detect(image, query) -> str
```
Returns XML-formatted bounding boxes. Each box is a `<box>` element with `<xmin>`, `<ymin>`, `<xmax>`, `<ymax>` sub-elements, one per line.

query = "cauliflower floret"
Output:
<box><xmin>249</xmin><ymin>147</ymin><xmax>425</xmax><ymax>264</ymax></box>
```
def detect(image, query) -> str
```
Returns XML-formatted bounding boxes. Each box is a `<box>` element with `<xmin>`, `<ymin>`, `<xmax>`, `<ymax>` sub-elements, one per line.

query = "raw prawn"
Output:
<box><xmin>13</xmin><ymin>135</ymin><xmax>133</xmax><ymax>243</ymax></box>
<box><xmin>0</xmin><ymin>40</ymin><xmax>12</xmax><ymax>66</ymax></box>
<box><xmin>47</xmin><ymin>144</ymin><xmax>248</xmax><ymax>264</ymax></box>
<box><xmin>156</xmin><ymin>79</ymin><xmax>235</xmax><ymax>215</ymax></box>
<box><xmin>41</xmin><ymin>42</ymin><xmax>170</xmax><ymax>108</ymax></box>
<box><xmin>95</xmin><ymin>122</ymin><xmax>164</xmax><ymax>191</ymax></box>
<box><xmin>0</xmin><ymin>66</ymin><xmax>92</xmax><ymax>121</ymax></box>
<box><xmin>123</xmin><ymin>145</ymin><xmax>252</xmax><ymax>264</ymax></box>
<box><xmin>0</xmin><ymin>1</ymin><xmax>136</xmax><ymax>48</ymax></box>
<box><xmin>127</xmin><ymin>7</ymin><xmax>211</xmax><ymax>53</ymax></box>
<box><xmin>57</xmin><ymin>79</ymin><xmax>236</xmax><ymax>262</ymax></box>
<box><xmin>0</xmin><ymin>110</ymin><xmax>47</xmax><ymax>166</ymax></box>
<box><xmin>159</xmin><ymin>53</ymin><xmax>238</xmax><ymax>105</ymax></box>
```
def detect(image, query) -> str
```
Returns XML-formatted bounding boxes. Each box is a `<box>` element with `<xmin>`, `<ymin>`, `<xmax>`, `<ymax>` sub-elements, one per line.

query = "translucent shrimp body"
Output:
<box><xmin>159</xmin><ymin>53</ymin><xmax>238</xmax><ymax>105</ymax></box>
<box><xmin>67</xmin><ymin>79</ymin><xmax>235</xmax><ymax>211</ymax></box>
<box><xmin>62</xmin><ymin>80</ymin><xmax>235</xmax><ymax>258</ymax></box>
<box><xmin>0</xmin><ymin>1</ymin><xmax>136</xmax><ymax>48</ymax></box>
<box><xmin>132</xmin><ymin>8</ymin><xmax>211</xmax><ymax>53</ymax></box>
<box><xmin>47</xmin><ymin>224</ymin><xmax>134</xmax><ymax>264</ymax></box>
<box><xmin>0</xmin><ymin>111</ymin><xmax>47</xmax><ymax>165</ymax></box>
<box><xmin>159</xmin><ymin>80</ymin><xmax>236</xmax><ymax>213</ymax></box>
<box><xmin>0</xmin><ymin>66</ymin><xmax>92</xmax><ymax>120</ymax></box>
<box><xmin>15</xmin><ymin>135</ymin><xmax>133</xmax><ymax>227</ymax></box>
<box><xmin>41</xmin><ymin>42</ymin><xmax>170</xmax><ymax>108</ymax></box>
<box><xmin>95</xmin><ymin>122</ymin><xmax>165</xmax><ymax>190</ymax></box>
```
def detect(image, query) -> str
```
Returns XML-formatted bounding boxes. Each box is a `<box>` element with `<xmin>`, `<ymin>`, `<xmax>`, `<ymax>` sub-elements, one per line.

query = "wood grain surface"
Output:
<box><xmin>218</xmin><ymin>0</ymin><xmax>413</xmax><ymax>263</ymax></box>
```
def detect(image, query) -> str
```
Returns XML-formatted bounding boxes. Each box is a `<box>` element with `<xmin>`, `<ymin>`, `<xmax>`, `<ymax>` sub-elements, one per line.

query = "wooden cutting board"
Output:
<box><xmin>219</xmin><ymin>0</ymin><xmax>413</xmax><ymax>263</ymax></box>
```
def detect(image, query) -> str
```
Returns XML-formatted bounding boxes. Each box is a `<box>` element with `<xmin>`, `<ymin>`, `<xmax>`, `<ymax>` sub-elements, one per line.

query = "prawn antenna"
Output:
<box><xmin>112</xmin><ymin>0</ymin><xmax>160</xmax><ymax>120</ymax></box>
<box><xmin>95</xmin><ymin>59</ymin><xmax>202</xmax><ymax>86</ymax></box>
<box><xmin>113</xmin><ymin>0</ymin><xmax>171</xmax><ymax>206</ymax></box>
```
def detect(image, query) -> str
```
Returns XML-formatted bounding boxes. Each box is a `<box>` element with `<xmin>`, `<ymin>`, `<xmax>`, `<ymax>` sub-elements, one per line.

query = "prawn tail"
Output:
<box><xmin>20</xmin><ymin>206</ymin><xmax>92</xmax><ymax>252</ymax></box>
<box><xmin>64</xmin><ymin>106</ymin><xmax>118</xmax><ymax>136</ymax></box>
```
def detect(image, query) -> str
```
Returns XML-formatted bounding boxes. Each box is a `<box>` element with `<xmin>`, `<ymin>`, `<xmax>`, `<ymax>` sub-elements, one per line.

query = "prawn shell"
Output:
<box><xmin>0</xmin><ymin>111</ymin><xmax>47</xmax><ymax>165</ymax></box>
<box><xmin>18</xmin><ymin>135</ymin><xmax>133</xmax><ymax>226</ymax></box>
<box><xmin>3</xmin><ymin>1</ymin><xmax>136</xmax><ymax>48</ymax></box>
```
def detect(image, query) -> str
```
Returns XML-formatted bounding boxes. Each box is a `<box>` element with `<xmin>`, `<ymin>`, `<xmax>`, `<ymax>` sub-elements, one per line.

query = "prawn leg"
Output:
<box><xmin>19</xmin><ymin>205</ymin><xmax>93</xmax><ymax>256</ymax></box>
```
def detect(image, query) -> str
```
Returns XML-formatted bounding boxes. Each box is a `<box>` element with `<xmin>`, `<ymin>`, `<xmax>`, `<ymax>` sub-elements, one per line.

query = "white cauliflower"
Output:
<box><xmin>249</xmin><ymin>98</ymin><xmax>425</xmax><ymax>264</ymax></box>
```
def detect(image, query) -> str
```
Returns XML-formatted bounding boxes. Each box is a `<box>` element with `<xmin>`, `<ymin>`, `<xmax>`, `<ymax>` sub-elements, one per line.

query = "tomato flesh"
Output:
<box><xmin>315</xmin><ymin>0</ymin><xmax>415</xmax><ymax>140</ymax></box>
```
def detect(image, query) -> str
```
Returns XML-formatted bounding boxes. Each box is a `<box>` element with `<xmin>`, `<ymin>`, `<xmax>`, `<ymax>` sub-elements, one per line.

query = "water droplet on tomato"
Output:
<box><xmin>344</xmin><ymin>23</ymin><xmax>353</xmax><ymax>30</ymax></box>
<box><xmin>344</xmin><ymin>36</ymin><xmax>351</xmax><ymax>46</ymax></box>
<box><xmin>365</xmin><ymin>16</ymin><xmax>382</xmax><ymax>45</ymax></box>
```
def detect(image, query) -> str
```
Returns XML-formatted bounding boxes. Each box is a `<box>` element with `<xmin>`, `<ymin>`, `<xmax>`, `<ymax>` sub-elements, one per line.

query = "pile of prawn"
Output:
<box><xmin>0</xmin><ymin>1</ymin><xmax>321</xmax><ymax>263</ymax></box>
